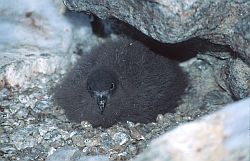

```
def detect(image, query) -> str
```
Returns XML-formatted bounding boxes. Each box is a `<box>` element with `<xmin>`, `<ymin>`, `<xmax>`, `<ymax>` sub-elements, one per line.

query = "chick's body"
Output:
<box><xmin>55</xmin><ymin>37</ymin><xmax>187</xmax><ymax>128</ymax></box>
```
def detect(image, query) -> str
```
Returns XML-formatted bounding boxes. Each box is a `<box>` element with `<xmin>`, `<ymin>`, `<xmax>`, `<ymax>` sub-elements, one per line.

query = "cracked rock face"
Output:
<box><xmin>63</xmin><ymin>0</ymin><xmax>250</xmax><ymax>64</ymax></box>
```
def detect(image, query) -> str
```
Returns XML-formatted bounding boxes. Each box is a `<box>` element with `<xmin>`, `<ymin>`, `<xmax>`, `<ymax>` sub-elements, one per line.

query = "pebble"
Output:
<box><xmin>72</xmin><ymin>135</ymin><xmax>86</xmax><ymax>147</ymax></box>
<box><xmin>156</xmin><ymin>114</ymin><xmax>164</xmax><ymax>124</ymax></box>
<box><xmin>113</xmin><ymin>132</ymin><xmax>130</xmax><ymax>145</ymax></box>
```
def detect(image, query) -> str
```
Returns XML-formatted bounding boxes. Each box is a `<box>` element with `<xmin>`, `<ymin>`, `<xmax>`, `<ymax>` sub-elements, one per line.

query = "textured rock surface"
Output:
<box><xmin>224</xmin><ymin>58</ymin><xmax>250</xmax><ymax>99</ymax></box>
<box><xmin>134</xmin><ymin>98</ymin><xmax>250</xmax><ymax>161</ymax></box>
<box><xmin>63</xmin><ymin>0</ymin><xmax>250</xmax><ymax>64</ymax></box>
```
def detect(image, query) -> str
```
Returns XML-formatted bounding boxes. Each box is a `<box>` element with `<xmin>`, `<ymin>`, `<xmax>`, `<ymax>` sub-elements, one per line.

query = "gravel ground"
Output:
<box><xmin>0</xmin><ymin>52</ymin><xmax>233</xmax><ymax>161</ymax></box>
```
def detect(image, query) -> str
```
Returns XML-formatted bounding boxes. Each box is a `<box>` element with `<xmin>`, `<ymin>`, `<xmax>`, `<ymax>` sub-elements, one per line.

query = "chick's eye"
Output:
<box><xmin>110</xmin><ymin>83</ymin><xmax>115</xmax><ymax>90</ymax></box>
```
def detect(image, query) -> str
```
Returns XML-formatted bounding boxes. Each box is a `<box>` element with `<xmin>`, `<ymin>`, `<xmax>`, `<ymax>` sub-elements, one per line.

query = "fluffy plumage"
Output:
<box><xmin>54</xmin><ymin>37</ymin><xmax>188</xmax><ymax>128</ymax></box>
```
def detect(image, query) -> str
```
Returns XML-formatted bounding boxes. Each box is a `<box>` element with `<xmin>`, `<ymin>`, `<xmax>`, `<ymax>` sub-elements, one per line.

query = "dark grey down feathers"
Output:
<box><xmin>54</xmin><ymin>37</ymin><xmax>188</xmax><ymax>128</ymax></box>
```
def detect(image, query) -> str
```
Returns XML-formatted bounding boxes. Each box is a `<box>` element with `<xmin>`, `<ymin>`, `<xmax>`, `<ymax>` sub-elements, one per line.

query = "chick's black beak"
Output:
<box><xmin>97</xmin><ymin>95</ymin><xmax>107</xmax><ymax>114</ymax></box>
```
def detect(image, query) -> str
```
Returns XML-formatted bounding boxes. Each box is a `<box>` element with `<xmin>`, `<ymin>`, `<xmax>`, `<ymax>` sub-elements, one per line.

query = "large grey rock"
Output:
<box><xmin>133</xmin><ymin>98</ymin><xmax>250</xmax><ymax>161</ymax></box>
<box><xmin>63</xmin><ymin>0</ymin><xmax>250</xmax><ymax>64</ymax></box>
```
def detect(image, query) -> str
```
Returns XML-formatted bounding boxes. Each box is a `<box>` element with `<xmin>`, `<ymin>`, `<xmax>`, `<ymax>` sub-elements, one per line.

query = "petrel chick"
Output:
<box><xmin>54</xmin><ymin>37</ymin><xmax>188</xmax><ymax>128</ymax></box>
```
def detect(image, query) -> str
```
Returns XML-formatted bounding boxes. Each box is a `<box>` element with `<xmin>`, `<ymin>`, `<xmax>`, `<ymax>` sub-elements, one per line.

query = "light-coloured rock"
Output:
<box><xmin>46</xmin><ymin>146</ymin><xmax>78</xmax><ymax>161</ymax></box>
<box><xmin>0</xmin><ymin>0</ymin><xmax>97</xmax><ymax>87</ymax></box>
<box><xmin>134</xmin><ymin>98</ymin><xmax>250</xmax><ymax>161</ymax></box>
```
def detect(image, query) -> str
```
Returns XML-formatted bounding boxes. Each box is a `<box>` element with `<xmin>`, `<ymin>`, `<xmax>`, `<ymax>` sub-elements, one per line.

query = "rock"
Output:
<box><xmin>0</xmin><ymin>0</ymin><xmax>98</xmax><ymax>87</ymax></box>
<box><xmin>134</xmin><ymin>98</ymin><xmax>250</xmax><ymax>161</ymax></box>
<box><xmin>71</xmin><ymin>134</ymin><xmax>86</xmax><ymax>147</ymax></box>
<box><xmin>224</xmin><ymin>58</ymin><xmax>250</xmax><ymax>99</ymax></box>
<box><xmin>129</xmin><ymin>127</ymin><xmax>145</xmax><ymax>141</ymax></box>
<box><xmin>46</xmin><ymin>146</ymin><xmax>78</xmax><ymax>161</ymax></box>
<box><xmin>211</xmin><ymin>55</ymin><xmax>250</xmax><ymax>100</ymax></box>
<box><xmin>63</xmin><ymin>0</ymin><xmax>250</xmax><ymax>64</ymax></box>
<box><xmin>113</xmin><ymin>132</ymin><xmax>130</xmax><ymax>146</ymax></box>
